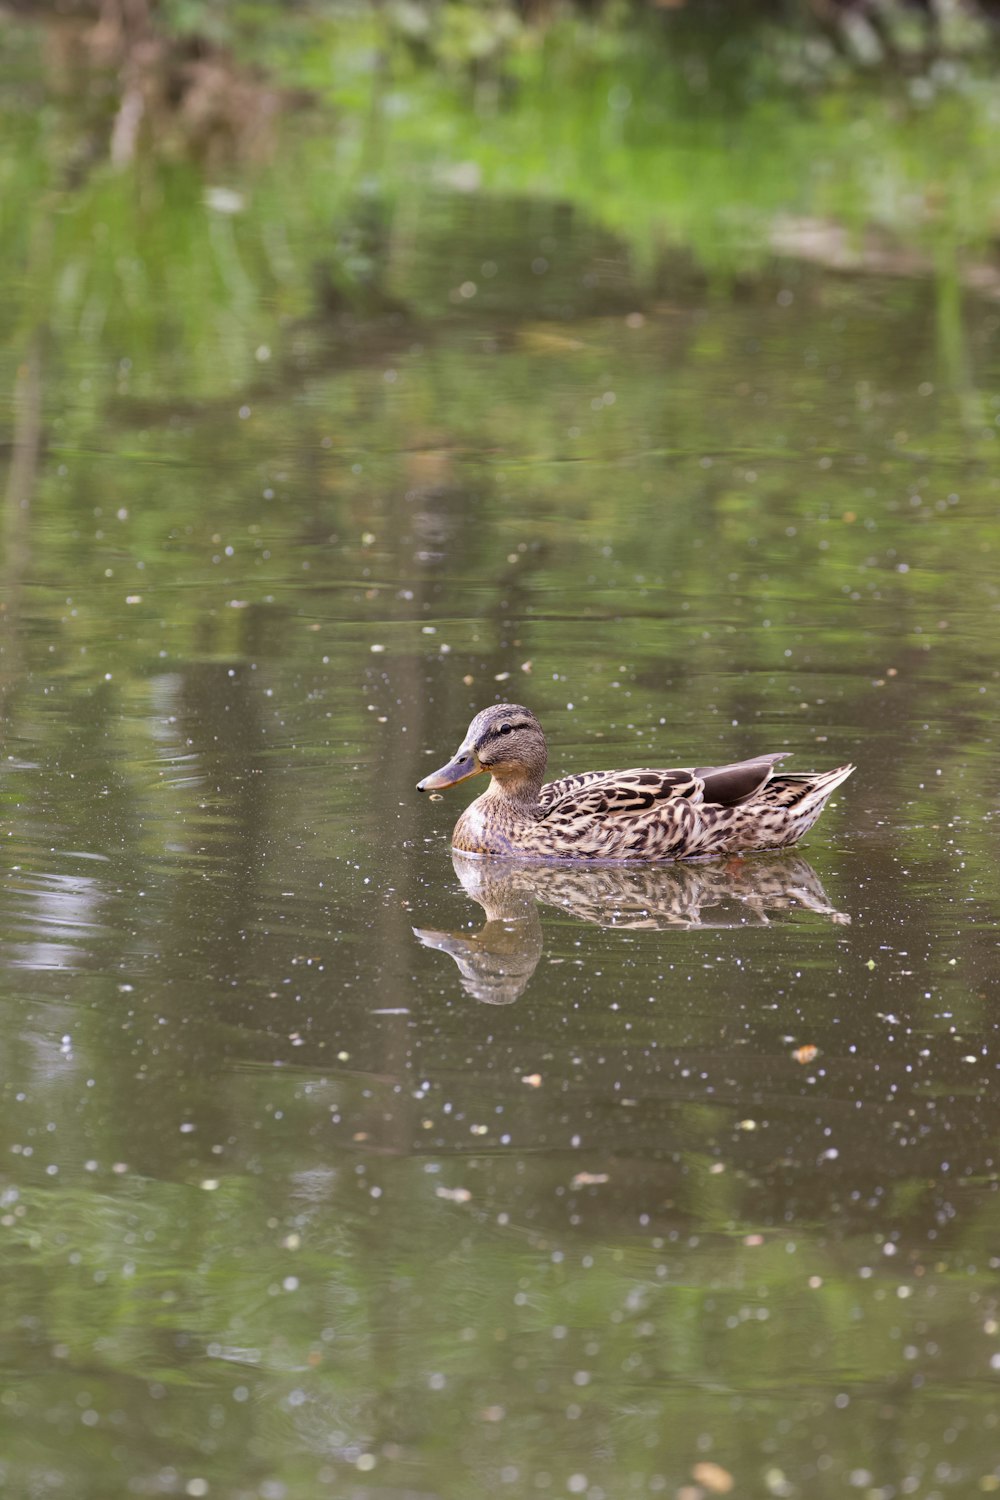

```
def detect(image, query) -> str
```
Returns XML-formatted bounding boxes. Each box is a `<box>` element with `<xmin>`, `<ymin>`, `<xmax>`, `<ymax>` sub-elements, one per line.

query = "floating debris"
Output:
<box><xmin>435</xmin><ymin>1185</ymin><xmax>472</xmax><ymax>1204</ymax></box>
<box><xmin>692</xmin><ymin>1461</ymin><xmax>735</xmax><ymax>1494</ymax></box>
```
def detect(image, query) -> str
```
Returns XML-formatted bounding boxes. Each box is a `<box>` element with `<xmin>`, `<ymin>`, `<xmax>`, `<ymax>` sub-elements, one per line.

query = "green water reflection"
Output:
<box><xmin>3</xmin><ymin>16</ymin><xmax>1000</xmax><ymax>1500</ymax></box>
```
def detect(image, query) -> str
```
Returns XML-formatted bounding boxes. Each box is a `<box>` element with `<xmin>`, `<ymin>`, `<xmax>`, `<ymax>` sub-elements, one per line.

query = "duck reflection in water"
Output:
<box><xmin>414</xmin><ymin>850</ymin><xmax>849</xmax><ymax>1005</ymax></box>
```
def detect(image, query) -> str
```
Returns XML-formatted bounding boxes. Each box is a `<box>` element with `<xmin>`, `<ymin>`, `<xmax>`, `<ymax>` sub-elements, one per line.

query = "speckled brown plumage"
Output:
<box><xmin>417</xmin><ymin>704</ymin><xmax>855</xmax><ymax>862</ymax></box>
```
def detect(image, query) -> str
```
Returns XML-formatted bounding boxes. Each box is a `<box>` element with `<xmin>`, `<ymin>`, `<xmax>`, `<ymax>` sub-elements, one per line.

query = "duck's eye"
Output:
<box><xmin>499</xmin><ymin>723</ymin><xmax>512</xmax><ymax>735</ymax></box>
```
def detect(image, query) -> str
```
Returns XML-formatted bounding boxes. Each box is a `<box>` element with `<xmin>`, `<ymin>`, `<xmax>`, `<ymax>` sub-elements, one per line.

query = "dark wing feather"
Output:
<box><xmin>693</xmin><ymin>753</ymin><xmax>787</xmax><ymax>807</ymax></box>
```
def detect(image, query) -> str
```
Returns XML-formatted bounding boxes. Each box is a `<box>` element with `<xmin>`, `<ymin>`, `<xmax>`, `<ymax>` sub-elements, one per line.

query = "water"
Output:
<box><xmin>3</xmin><ymin>21</ymin><xmax>1000</xmax><ymax>1500</ymax></box>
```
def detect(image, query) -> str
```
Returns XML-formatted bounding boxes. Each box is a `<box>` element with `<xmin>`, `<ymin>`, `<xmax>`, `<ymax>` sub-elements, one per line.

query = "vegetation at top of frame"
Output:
<box><xmin>5</xmin><ymin>5</ymin><xmax>1000</xmax><ymax>369</ymax></box>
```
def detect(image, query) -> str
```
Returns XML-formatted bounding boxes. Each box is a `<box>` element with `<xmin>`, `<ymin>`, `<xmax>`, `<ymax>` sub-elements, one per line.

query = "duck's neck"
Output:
<box><xmin>482</xmin><ymin>768</ymin><xmax>544</xmax><ymax>812</ymax></box>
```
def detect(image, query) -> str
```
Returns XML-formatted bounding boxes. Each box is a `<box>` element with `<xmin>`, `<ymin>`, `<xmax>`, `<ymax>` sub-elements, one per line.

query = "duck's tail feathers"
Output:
<box><xmin>800</xmin><ymin>763</ymin><xmax>856</xmax><ymax>797</ymax></box>
<box><xmin>770</xmin><ymin>762</ymin><xmax>856</xmax><ymax>814</ymax></box>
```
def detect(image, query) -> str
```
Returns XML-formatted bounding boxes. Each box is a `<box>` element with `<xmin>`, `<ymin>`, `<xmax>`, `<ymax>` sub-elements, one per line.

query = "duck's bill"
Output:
<box><xmin>417</xmin><ymin>751</ymin><xmax>482</xmax><ymax>792</ymax></box>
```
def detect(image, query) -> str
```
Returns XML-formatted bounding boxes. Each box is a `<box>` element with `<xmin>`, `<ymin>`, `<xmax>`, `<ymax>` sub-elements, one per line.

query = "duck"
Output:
<box><xmin>416</xmin><ymin>703</ymin><xmax>854</xmax><ymax>861</ymax></box>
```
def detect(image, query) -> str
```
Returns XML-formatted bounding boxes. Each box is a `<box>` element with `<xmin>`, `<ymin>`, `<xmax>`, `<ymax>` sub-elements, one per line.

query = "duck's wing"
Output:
<box><xmin>537</xmin><ymin>768</ymin><xmax>626</xmax><ymax>808</ymax></box>
<box><xmin>693</xmin><ymin>753</ymin><xmax>789</xmax><ymax>806</ymax></box>
<box><xmin>538</xmin><ymin>754</ymin><xmax>788</xmax><ymax>821</ymax></box>
<box><xmin>538</xmin><ymin>767</ymin><xmax>704</xmax><ymax>821</ymax></box>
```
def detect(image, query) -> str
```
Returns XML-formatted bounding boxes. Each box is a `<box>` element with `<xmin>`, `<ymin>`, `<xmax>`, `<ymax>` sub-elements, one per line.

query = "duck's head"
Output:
<box><xmin>417</xmin><ymin>704</ymin><xmax>548</xmax><ymax>797</ymax></box>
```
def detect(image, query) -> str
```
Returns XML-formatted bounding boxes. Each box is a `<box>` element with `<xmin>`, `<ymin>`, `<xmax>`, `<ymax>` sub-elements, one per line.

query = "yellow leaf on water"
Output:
<box><xmin>519</xmin><ymin>325</ymin><xmax>587</xmax><ymax>354</ymax></box>
<box><xmin>692</xmin><ymin>1461</ymin><xmax>735</xmax><ymax>1494</ymax></box>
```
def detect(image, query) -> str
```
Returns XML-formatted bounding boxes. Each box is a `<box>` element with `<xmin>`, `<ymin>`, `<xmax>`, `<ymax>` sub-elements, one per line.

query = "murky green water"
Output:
<box><xmin>3</xmin><ymin>18</ymin><xmax>1000</xmax><ymax>1500</ymax></box>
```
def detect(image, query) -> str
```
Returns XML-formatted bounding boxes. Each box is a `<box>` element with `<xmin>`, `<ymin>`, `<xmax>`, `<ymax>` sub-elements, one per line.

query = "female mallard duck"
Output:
<box><xmin>417</xmin><ymin>704</ymin><xmax>854</xmax><ymax>861</ymax></box>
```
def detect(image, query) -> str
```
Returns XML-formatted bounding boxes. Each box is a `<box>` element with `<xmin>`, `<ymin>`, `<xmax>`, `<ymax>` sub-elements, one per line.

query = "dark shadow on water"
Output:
<box><xmin>415</xmin><ymin>848</ymin><xmax>850</xmax><ymax>1004</ymax></box>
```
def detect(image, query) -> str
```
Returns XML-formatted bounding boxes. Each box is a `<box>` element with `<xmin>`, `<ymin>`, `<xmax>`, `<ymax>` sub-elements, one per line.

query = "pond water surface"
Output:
<box><xmin>3</xmin><ymin>26</ymin><xmax>1000</xmax><ymax>1500</ymax></box>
